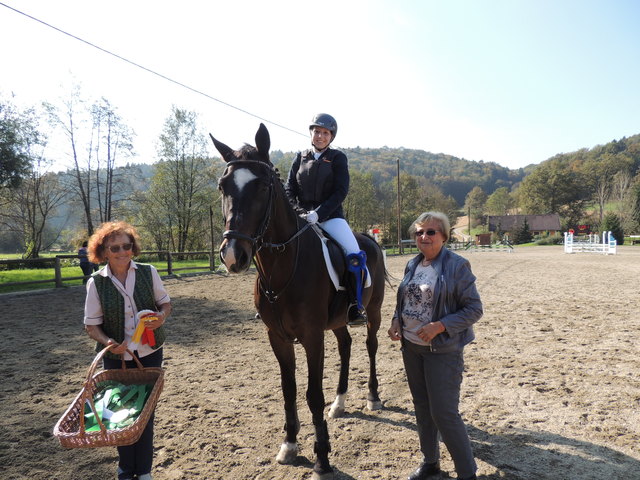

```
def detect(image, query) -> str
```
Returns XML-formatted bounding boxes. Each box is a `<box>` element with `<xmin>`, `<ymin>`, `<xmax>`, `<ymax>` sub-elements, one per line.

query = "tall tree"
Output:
<box><xmin>91</xmin><ymin>97</ymin><xmax>134</xmax><ymax>223</ymax></box>
<box><xmin>0</xmin><ymin>97</ymin><xmax>37</xmax><ymax>189</ymax></box>
<box><xmin>583</xmin><ymin>152</ymin><xmax>633</xmax><ymax>222</ymax></box>
<box><xmin>465</xmin><ymin>186</ymin><xmax>487</xmax><ymax>228</ymax></box>
<box><xmin>344</xmin><ymin>170</ymin><xmax>378</xmax><ymax>232</ymax></box>
<box><xmin>146</xmin><ymin>107</ymin><xmax>217</xmax><ymax>252</ymax></box>
<box><xmin>44</xmin><ymin>84</ymin><xmax>96</xmax><ymax>234</ymax></box>
<box><xmin>517</xmin><ymin>157</ymin><xmax>590</xmax><ymax>227</ymax></box>
<box><xmin>0</xmin><ymin>127</ymin><xmax>69</xmax><ymax>258</ymax></box>
<box><xmin>485</xmin><ymin>186</ymin><xmax>515</xmax><ymax>215</ymax></box>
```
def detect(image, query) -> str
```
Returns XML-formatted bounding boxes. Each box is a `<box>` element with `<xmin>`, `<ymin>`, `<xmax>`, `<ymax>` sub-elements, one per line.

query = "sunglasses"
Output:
<box><xmin>415</xmin><ymin>229</ymin><xmax>440</xmax><ymax>237</ymax></box>
<box><xmin>107</xmin><ymin>243</ymin><xmax>133</xmax><ymax>253</ymax></box>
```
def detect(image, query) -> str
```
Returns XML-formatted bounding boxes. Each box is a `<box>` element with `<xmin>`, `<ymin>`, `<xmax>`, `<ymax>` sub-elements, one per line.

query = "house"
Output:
<box><xmin>487</xmin><ymin>214</ymin><xmax>562</xmax><ymax>237</ymax></box>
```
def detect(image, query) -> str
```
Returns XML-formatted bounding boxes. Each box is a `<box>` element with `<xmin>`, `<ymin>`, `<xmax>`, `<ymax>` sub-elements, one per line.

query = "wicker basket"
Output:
<box><xmin>53</xmin><ymin>345</ymin><xmax>165</xmax><ymax>448</ymax></box>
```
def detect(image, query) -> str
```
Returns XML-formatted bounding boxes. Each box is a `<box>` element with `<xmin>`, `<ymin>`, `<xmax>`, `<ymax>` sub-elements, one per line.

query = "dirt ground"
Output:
<box><xmin>1</xmin><ymin>246</ymin><xmax>639</xmax><ymax>480</ymax></box>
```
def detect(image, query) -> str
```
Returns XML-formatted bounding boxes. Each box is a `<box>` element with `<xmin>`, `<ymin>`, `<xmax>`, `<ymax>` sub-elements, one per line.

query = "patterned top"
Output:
<box><xmin>400</xmin><ymin>264</ymin><xmax>438</xmax><ymax>346</ymax></box>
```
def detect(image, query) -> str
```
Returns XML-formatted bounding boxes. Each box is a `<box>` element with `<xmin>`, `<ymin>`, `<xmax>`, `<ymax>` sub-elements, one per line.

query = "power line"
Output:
<box><xmin>0</xmin><ymin>2</ymin><xmax>308</xmax><ymax>139</ymax></box>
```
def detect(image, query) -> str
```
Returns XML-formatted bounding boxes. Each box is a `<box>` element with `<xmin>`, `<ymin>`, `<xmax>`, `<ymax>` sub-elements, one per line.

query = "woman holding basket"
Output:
<box><xmin>84</xmin><ymin>221</ymin><xmax>172</xmax><ymax>480</ymax></box>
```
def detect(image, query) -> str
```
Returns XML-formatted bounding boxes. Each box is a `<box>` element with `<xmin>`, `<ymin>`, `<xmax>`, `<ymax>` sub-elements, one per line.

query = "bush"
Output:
<box><xmin>535</xmin><ymin>235</ymin><xmax>562</xmax><ymax>246</ymax></box>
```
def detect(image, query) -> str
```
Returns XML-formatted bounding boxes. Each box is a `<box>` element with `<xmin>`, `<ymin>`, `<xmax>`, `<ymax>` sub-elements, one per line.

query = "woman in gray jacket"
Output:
<box><xmin>388</xmin><ymin>211</ymin><xmax>482</xmax><ymax>480</ymax></box>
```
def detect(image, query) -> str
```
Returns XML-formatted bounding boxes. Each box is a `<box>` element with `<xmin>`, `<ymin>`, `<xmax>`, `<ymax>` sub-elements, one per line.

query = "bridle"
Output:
<box><xmin>220</xmin><ymin>160</ymin><xmax>312</xmax><ymax>302</ymax></box>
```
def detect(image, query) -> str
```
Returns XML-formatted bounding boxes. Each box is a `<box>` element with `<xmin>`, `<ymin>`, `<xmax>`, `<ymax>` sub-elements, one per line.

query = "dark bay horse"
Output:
<box><xmin>210</xmin><ymin>124</ymin><xmax>386</xmax><ymax>480</ymax></box>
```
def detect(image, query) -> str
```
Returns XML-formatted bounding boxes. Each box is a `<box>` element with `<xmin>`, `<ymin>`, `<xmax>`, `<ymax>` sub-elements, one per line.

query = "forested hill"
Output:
<box><xmin>348</xmin><ymin>147</ymin><xmax>528</xmax><ymax>205</ymax></box>
<box><xmin>272</xmin><ymin>147</ymin><xmax>528</xmax><ymax>205</ymax></box>
<box><xmin>272</xmin><ymin>134</ymin><xmax>640</xmax><ymax>206</ymax></box>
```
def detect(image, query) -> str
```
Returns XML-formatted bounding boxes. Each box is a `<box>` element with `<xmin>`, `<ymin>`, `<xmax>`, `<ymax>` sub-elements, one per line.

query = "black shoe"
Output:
<box><xmin>347</xmin><ymin>306</ymin><xmax>367</xmax><ymax>326</ymax></box>
<box><xmin>408</xmin><ymin>461</ymin><xmax>441</xmax><ymax>480</ymax></box>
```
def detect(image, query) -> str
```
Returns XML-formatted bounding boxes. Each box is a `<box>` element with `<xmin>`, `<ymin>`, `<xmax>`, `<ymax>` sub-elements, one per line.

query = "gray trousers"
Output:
<box><xmin>402</xmin><ymin>340</ymin><xmax>476</xmax><ymax>479</ymax></box>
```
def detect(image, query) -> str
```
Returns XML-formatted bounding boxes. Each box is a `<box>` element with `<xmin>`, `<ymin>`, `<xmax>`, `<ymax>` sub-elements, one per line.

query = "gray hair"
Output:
<box><xmin>408</xmin><ymin>211</ymin><xmax>451</xmax><ymax>242</ymax></box>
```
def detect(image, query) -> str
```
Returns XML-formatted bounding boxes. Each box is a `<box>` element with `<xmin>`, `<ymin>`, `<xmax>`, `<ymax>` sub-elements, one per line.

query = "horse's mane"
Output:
<box><xmin>234</xmin><ymin>144</ymin><xmax>274</xmax><ymax>166</ymax></box>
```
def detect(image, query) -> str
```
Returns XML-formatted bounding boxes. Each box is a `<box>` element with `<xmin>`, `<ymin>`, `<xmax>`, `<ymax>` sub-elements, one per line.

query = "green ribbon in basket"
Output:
<box><xmin>84</xmin><ymin>381</ymin><xmax>153</xmax><ymax>432</ymax></box>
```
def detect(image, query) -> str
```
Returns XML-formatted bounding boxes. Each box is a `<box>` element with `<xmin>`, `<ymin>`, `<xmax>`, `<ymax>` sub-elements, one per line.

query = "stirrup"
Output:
<box><xmin>347</xmin><ymin>305</ymin><xmax>367</xmax><ymax>326</ymax></box>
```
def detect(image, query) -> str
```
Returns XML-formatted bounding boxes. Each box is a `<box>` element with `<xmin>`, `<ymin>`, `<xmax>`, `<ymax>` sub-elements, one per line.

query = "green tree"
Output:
<box><xmin>512</xmin><ymin>217</ymin><xmax>533</xmax><ymax>244</ymax></box>
<box><xmin>485</xmin><ymin>187</ymin><xmax>514</xmax><ymax>215</ymax></box>
<box><xmin>583</xmin><ymin>152</ymin><xmax>634</xmax><ymax>222</ymax></box>
<box><xmin>0</xmin><ymin>98</ymin><xmax>38</xmax><ymax>189</ymax></box>
<box><xmin>601</xmin><ymin>212</ymin><xmax>624</xmax><ymax>245</ymax></box>
<box><xmin>629</xmin><ymin>175</ymin><xmax>640</xmax><ymax>233</ymax></box>
<box><xmin>143</xmin><ymin>106</ymin><xmax>217</xmax><ymax>252</ymax></box>
<box><xmin>465</xmin><ymin>186</ymin><xmax>487</xmax><ymax>228</ymax></box>
<box><xmin>517</xmin><ymin>158</ymin><xmax>590</xmax><ymax>227</ymax></box>
<box><xmin>344</xmin><ymin>170</ymin><xmax>378</xmax><ymax>232</ymax></box>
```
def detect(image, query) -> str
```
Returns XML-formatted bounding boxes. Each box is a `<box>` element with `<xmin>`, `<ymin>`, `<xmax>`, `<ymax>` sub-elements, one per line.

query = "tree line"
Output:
<box><xmin>2</xmin><ymin>87</ymin><xmax>640</xmax><ymax>257</ymax></box>
<box><xmin>463</xmin><ymin>134</ymin><xmax>640</xmax><ymax>242</ymax></box>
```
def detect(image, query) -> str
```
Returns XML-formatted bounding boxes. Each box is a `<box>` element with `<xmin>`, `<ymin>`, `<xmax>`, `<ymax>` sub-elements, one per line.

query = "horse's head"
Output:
<box><xmin>210</xmin><ymin>123</ymin><xmax>273</xmax><ymax>273</ymax></box>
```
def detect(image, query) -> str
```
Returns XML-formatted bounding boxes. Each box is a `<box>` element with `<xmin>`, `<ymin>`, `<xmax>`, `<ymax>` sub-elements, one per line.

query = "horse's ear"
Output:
<box><xmin>209</xmin><ymin>133</ymin><xmax>236</xmax><ymax>163</ymax></box>
<box><xmin>255</xmin><ymin>123</ymin><xmax>271</xmax><ymax>162</ymax></box>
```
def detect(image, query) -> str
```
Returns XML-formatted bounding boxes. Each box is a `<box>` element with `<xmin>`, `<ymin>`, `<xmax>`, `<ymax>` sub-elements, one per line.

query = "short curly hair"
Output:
<box><xmin>87</xmin><ymin>221</ymin><xmax>142</xmax><ymax>264</ymax></box>
<box><xmin>408</xmin><ymin>211</ymin><xmax>451</xmax><ymax>242</ymax></box>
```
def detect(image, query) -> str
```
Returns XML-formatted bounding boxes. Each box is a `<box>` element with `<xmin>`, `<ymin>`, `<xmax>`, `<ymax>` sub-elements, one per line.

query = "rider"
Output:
<box><xmin>285</xmin><ymin>113</ymin><xmax>368</xmax><ymax>326</ymax></box>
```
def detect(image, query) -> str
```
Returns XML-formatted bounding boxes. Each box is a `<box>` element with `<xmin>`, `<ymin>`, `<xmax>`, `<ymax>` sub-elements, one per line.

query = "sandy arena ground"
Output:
<box><xmin>1</xmin><ymin>245</ymin><xmax>639</xmax><ymax>480</ymax></box>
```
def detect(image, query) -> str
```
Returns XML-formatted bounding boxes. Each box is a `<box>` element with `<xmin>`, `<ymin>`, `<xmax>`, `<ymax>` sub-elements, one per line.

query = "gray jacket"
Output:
<box><xmin>393</xmin><ymin>248</ymin><xmax>483</xmax><ymax>352</ymax></box>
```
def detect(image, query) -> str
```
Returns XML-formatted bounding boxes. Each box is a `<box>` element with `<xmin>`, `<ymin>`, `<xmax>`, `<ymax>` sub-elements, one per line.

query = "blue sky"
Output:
<box><xmin>1</xmin><ymin>0</ymin><xmax>638</xmax><ymax>171</ymax></box>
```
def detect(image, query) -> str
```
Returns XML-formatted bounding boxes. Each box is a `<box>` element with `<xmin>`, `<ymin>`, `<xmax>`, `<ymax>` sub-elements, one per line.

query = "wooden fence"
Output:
<box><xmin>0</xmin><ymin>250</ymin><xmax>217</xmax><ymax>291</ymax></box>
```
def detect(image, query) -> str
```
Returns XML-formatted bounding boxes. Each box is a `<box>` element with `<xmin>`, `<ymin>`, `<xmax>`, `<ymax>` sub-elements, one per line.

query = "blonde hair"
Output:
<box><xmin>408</xmin><ymin>211</ymin><xmax>451</xmax><ymax>242</ymax></box>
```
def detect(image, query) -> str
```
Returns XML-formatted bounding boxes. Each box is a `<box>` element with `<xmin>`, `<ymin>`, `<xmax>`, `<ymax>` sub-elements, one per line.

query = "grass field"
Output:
<box><xmin>0</xmin><ymin>252</ymin><xmax>216</xmax><ymax>294</ymax></box>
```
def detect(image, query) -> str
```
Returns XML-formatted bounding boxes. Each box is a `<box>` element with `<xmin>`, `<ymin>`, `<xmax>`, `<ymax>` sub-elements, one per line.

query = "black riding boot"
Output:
<box><xmin>347</xmin><ymin>304</ymin><xmax>367</xmax><ymax>326</ymax></box>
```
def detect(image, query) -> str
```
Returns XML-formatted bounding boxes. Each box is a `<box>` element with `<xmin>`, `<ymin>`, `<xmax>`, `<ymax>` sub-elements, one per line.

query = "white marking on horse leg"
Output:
<box><xmin>328</xmin><ymin>393</ymin><xmax>346</xmax><ymax>418</ymax></box>
<box><xmin>233</xmin><ymin>168</ymin><xmax>257</xmax><ymax>192</ymax></box>
<box><xmin>367</xmin><ymin>399</ymin><xmax>383</xmax><ymax>411</ymax></box>
<box><xmin>276</xmin><ymin>442</ymin><xmax>298</xmax><ymax>464</ymax></box>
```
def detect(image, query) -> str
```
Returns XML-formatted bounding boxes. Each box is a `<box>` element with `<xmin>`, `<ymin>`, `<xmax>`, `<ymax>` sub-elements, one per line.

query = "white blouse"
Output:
<box><xmin>84</xmin><ymin>261</ymin><xmax>170</xmax><ymax>360</ymax></box>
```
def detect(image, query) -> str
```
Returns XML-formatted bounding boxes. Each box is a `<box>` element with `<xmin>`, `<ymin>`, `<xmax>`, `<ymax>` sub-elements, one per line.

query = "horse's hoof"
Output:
<box><xmin>328</xmin><ymin>394</ymin><xmax>346</xmax><ymax>418</ymax></box>
<box><xmin>367</xmin><ymin>399</ymin><xmax>383</xmax><ymax>411</ymax></box>
<box><xmin>311</xmin><ymin>469</ymin><xmax>334</xmax><ymax>480</ymax></box>
<box><xmin>275</xmin><ymin>442</ymin><xmax>298</xmax><ymax>464</ymax></box>
<box><xmin>328</xmin><ymin>405</ymin><xmax>345</xmax><ymax>418</ymax></box>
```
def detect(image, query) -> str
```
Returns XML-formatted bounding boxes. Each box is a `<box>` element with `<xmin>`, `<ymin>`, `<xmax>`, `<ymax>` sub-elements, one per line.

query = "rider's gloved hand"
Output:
<box><xmin>305</xmin><ymin>210</ymin><xmax>319</xmax><ymax>224</ymax></box>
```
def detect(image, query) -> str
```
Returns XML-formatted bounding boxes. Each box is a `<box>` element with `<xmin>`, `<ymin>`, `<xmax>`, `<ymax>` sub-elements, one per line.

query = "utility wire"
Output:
<box><xmin>0</xmin><ymin>1</ymin><xmax>308</xmax><ymax>139</ymax></box>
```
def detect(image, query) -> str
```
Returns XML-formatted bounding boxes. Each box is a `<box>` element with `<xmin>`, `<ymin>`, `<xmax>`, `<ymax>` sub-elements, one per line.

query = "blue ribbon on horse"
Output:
<box><xmin>346</xmin><ymin>250</ymin><xmax>367</xmax><ymax>311</ymax></box>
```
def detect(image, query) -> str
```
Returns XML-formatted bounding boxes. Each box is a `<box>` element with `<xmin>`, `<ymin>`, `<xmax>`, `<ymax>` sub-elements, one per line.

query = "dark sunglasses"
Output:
<box><xmin>415</xmin><ymin>229</ymin><xmax>440</xmax><ymax>237</ymax></box>
<box><xmin>107</xmin><ymin>243</ymin><xmax>133</xmax><ymax>253</ymax></box>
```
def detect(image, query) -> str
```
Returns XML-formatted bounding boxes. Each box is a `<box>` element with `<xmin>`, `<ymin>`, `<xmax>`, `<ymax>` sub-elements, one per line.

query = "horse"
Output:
<box><xmin>210</xmin><ymin>123</ymin><xmax>387</xmax><ymax>480</ymax></box>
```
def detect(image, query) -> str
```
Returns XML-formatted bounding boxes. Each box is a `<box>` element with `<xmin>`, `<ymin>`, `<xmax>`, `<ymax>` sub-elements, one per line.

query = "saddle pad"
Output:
<box><xmin>312</xmin><ymin>225</ymin><xmax>372</xmax><ymax>292</ymax></box>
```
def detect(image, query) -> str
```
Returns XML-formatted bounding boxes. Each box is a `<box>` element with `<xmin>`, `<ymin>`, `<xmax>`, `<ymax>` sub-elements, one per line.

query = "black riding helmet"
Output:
<box><xmin>309</xmin><ymin>113</ymin><xmax>338</xmax><ymax>141</ymax></box>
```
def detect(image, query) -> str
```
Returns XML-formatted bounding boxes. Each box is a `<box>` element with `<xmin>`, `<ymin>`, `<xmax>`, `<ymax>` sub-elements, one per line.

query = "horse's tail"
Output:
<box><xmin>358</xmin><ymin>231</ymin><xmax>395</xmax><ymax>290</ymax></box>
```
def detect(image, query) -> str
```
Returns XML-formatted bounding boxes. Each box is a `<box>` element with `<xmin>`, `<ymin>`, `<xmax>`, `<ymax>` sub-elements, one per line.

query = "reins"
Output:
<box><xmin>220</xmin><ymin>159</ymin><xmax>312</xmax><ymax>342</ymax></box>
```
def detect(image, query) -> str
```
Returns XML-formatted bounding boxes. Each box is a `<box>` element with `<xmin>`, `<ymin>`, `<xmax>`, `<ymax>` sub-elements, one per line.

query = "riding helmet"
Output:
<box><xmin>309</xmin><ymin>113</ymin><xmax>338</xmax><ymax>140</ymax></box>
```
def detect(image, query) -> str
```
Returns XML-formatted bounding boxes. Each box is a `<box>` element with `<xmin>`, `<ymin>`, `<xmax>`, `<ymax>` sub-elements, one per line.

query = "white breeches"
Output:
<box><xmin>319</xmin><ymin>218</ymin><xmax>360</xmax><ymax>254</ymax></box>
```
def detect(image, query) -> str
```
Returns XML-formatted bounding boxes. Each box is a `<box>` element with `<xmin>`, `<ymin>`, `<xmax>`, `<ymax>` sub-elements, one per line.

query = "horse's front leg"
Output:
<box><xmin>365</xmin><ymin>311</ymin><xmax>382</xmax><ymax>411</ymax></box>
<box><xmin>268</xmin><ymin>330</ymin><xmax>300</xmax><ymax>465</ymax></box>
<box><xmin>328</xmin><ymin>326</ymin><xmax>351</xmax><ymax>418</ymax></box>
<box><xmin>304</xmin><ymin>335</ymin><xmax>334</xmax><ymax>480</ymax></box>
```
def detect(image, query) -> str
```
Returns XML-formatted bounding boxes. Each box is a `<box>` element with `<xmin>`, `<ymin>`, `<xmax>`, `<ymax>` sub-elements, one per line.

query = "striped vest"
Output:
<box><xmin>93</xmin><ymin>263</ymin><xmax>166</xmax><ymax>359</ymax></box>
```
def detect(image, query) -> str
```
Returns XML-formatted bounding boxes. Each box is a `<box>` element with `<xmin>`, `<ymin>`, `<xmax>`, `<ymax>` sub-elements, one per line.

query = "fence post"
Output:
<box><xmin>167</xmin><ymin>251</ymin><xmax>173</xmax><ymax>275</ymax></box>
<box><xmin>55</xmin><ymin>256</ymin><xmax>63</xmax><ymax>288</ymax></box>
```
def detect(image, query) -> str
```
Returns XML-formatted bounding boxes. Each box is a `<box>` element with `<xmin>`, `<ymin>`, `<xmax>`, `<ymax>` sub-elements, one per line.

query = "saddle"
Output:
<box><xmin>310</xmin><ymin>225</ymin><xmax>371</xmax><ymax>317</ymax></box>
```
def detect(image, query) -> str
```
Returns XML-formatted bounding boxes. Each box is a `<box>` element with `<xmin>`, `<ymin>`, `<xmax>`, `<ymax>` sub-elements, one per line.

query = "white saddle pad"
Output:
<box><xmin>311</xmin><ymin>225</ymin><xmax>372</xmax><ymax>292</ymax></box>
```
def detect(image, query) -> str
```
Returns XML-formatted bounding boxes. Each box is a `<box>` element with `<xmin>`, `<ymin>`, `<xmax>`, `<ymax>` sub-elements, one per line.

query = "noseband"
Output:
<box><xmin>220</xmin><ymin>160</ymin><xmax>311</xmax><ymax>254</ymax></box>
<box><xmin>221</xmin><ymin>160</ymin><xmax>276</xmax><ymax>253</ymax></box>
